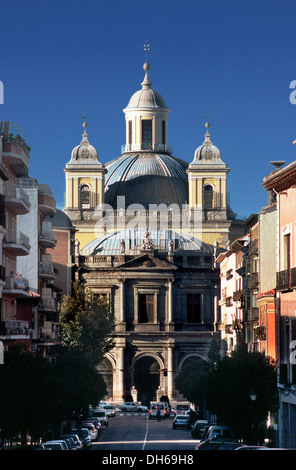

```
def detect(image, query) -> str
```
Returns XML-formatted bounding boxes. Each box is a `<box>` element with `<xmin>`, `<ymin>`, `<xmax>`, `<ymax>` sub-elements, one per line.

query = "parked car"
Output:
<box><xmin>71</xmin><ymin>428</ymin><xmax>92</xmax><ymax>448</ymax></box>
<box><xmin>60</xmin><ymin>434</ymin><xmax>83</xmax><ymax>450</ymax></box>
<box><xmin>235</xmin><ymin>445</ymin><xmax>272</xmax><ymax>450</ymax></box>
<box><xmin>42</xmin><ymin>440</ymin><xmax>69</xmax><ymax>450</ymax></box>
<box><xmin>92</xmin><ymin>408</ymin><xmax>109</xmax><ymax>427</ymax></box>
<box><xmin>191</xmin><ymin>420</ymin><xmax>209</xmax><ymax>439</ymax></box>
<box><xmin>203</xmin><ymin>425</ymin><xmax>234</xmax><ymax>441</ymax></box>
<box><xmin>99</xmin><ymin>401</ymin><xmax>109</xmax><ymax>407</ymax></box>
<box><xmin>79</xmin><ymin>423</ymin><xmax>98</xmax><ymax>441</ymax></box>
<box><xmin>102</xmin><ymin>404</ymin><xmax>116</xmax><ymax>417</ymax></box>
<box><xmin>81</xmin><ymin>417</ymin><xmax>101</xmax><ymax>431</ymax></box>
<box><xmin>195</xmin><ymin>440</ymin><xmax>242</xmax><ymax>450</ymax></box>
<box><xmin>42</xmin><ymin>441</ymin><xmax>67</xmax><ymax>450</ymax></box>
<box><xmin>60</xmin><ymin>436</ymin><xmax>77</xmax><ymax>450</ymax></box>
<box><xmin>172</xmin><ymin>414</ymin><xmax>191</xmax><ymax>429</ymax></box>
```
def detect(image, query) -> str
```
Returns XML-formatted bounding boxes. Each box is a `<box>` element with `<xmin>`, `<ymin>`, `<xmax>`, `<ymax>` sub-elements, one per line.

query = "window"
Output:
<box><xmin>139</xmin><ymin>293</ymin><xmax>155</xmax><ymax>323</ymax></box>
<box><xmin>162</xmin><ymin>120</ymin><xmax>166</xmax><ymax>145</ymax></box>
<box><xmin>142</xmin><ymin>120</ymin><xmax>152</xmax><ymax>148</ymax></box>
<box><xmin>187</xmin><ymin>294</ymin><xmax>201</xmax><ymax>323</ymax></box>
<box><xmin>283</xmin><ymin>233</ymin><xmax>291</xmax><ymax>271</ymax></box>
<box><xmin>128</xmin><ymin>121</ymin><xmax>132</xmax><ymax>145</ymax></box>
<box><xmin>79</xmin><ymin>184</ymin><xmax>90</xmax><ymax>208</ymax></box>
<box><xmin>203</xmin><ymin>185</ymin><xmax>213</xmax><ymax>209</ymax></box>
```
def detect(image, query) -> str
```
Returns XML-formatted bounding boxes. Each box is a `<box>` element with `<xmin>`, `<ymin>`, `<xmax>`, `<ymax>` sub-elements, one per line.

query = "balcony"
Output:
<box><xmin>38</xmin><ymin>261</ymin><xmax>56</xmax><ymax>280</ymax></box>
<box><xmin>0</xmin><ymin>319</ymin><xmax>30</xmax><ymax>339</ymax></box>
<box><xmin>121</xmin><ymin>142</ymin><xmax>173</xmax><ymax>154</ymax></box>
<box><xmin>276</xmin><ymin>269</ymin><xmax>290</xmax><ymax>291</ymax></box>
<box><xmin>38</xmin><ymin>185</ymin><xmax>56</xmax><ymax>216</ymax></box>
<box><xmin>248</xmin><ymin>272</ymin><xmax>259</xmax><ymax>290</ymax></box>
<box><xmin>247</xmin><ymin>307</ymin><xmax>259</xmax><ymax>322</ymax></box>
<box><xmin>1</xmin><ymin>122</ymin><xmax>30</xmax><ymax>176</ymax></box>
<box><xmin>38</xmin><ymin>228</ymin><xmax>56</xmax><ymax>248</ymax></box>
<box><xmin>291</xmin><ymin>267</ymin><xmax>296</xmax><ymax>288</ymax></box>
<box><xmin>3</xmin><ymin>273</ymin><xmax>30</xmax><ymax>297</ymax></box>
<box><xmin>39</xmin><ymin>297</ymin><xmax>57</xmax><ymax>312</ymax></box>
<box><xmin>3</xmin><ymin>229</ymin><xmax>31</xmax><ymax>256</ymax></box>
<box><xmin>4</xmin><ymin>181</ymin><xmax>31</xmax><ymax>214</ymax></box>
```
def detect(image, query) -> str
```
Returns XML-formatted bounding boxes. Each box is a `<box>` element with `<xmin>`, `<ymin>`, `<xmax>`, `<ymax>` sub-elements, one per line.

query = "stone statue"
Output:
<box><xmin>74</xmin><ymin>238</ymin><xmax>80</xmax><ymax>256</ymax></box>
<box><xmin>120</xmin><ymin>239</ymin><xmax>126</xmax><ymax>253</ymax></box>
<box><xmin>141</xmin><ymin>230</ymin><xmax>154</xmax><ymax>251</ymax></box>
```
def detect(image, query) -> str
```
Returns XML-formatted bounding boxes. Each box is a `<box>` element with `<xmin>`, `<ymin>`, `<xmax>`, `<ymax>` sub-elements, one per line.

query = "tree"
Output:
<box><xmin>59</xmin><ymin>281</ymin><xmax>115</xmax><ymax>366</ymax></box>
<box><xmin>175</xmin><ymin>356</ymin><xmax>212</xmax><ymax>417</ymax></box>
<box><xmin>205</xmin><ymin>349</ymin><xmax>278</xmax><ymax>443</ymax></box>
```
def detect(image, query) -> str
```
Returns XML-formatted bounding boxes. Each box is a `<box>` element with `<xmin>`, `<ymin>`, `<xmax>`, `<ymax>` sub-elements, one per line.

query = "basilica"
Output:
<box><xmin>61</xmin><ymin>61</ymin><xmax>246</xmax><ymax>404</ymax></box>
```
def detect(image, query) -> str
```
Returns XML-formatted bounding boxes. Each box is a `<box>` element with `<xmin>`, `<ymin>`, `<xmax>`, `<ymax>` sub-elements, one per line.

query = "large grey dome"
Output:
<box><xmin>80</xmin><ymin>228</ymin><xmax>213</xmax><ymax>256</ymax></box>
<box><xmin>104</xmin><ymin>153</ymin><xmax>189</xmax><ymax>208</ymax></box>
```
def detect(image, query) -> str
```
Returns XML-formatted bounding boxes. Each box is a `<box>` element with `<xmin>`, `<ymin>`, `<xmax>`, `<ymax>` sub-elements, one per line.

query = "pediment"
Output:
<box><xmin>117</xmin><ymin>253</ymin><xmax>177</xmax><ymax>271</ymax></box>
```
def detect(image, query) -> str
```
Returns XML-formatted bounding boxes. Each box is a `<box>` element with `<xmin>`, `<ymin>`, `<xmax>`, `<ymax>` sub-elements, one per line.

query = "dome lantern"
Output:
<box><xmin>122</xmin><ymin>63</ymin><xmax>172</xmax><ymax>155</ymax></box>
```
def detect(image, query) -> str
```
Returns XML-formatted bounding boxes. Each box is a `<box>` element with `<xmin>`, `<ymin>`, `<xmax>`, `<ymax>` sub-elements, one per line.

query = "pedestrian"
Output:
<box><xmin>157</xmin><ymin>407</ymin><xmax>161</xmax><ymax>422</ymax></box>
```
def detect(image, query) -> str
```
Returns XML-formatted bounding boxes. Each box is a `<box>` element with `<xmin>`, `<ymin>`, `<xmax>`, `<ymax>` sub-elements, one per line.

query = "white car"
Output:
<box><xmin>79</xmin><ymin>423</ymin><xmax>98</xmax><ymax>441</ymax></box>
<box><xmin>119</xmin><ymin>402</ymin><xmax>148</xmax><ymax>412</ymax></box>
<box><xmin>119</xmin><ymin>402</ymin><xmax>138</xmax><ymax>412</ymax></box>
<box><xmin>102</xmin><ymin>404</ymin><xmax>117</xmax><ymax>417</ymax></box>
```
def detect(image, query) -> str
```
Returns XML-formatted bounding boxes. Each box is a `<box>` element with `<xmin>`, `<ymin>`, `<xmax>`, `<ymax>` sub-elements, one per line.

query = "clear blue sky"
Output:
<box><xmin>1</xmin><ymin>0</ymin><xmax>296</xmax><ymax>219</ymax></box>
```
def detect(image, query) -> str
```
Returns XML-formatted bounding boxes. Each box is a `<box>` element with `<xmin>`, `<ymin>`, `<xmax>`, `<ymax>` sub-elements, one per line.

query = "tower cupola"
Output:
<box><xmin>64</xmin><ymin>122</ymin><xmax>107</xmax><ymax>219</ymax></box>
<box><xmin>122</xmin><ymin>63</ymin><xmax>172</xmax><ymax>154</ymax></box>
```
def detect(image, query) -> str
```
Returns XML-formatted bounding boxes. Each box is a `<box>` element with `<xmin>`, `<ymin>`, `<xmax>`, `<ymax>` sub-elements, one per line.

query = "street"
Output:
<box><xmin>92</xmin><ymin>412</ymin><xmax>198</xmax><ymax>451</ymax></box>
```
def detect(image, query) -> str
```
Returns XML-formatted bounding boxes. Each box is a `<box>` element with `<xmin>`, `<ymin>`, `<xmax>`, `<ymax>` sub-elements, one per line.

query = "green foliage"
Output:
<box><xmin>175</xmin><ymin>346</ymin><xmax>278</xmax><ymax>440</ymax></box>
<box><xmin>0</xmin><ymin>281</ymin><xmax>115</xmax><ymax>446</ymax></box>
<box><xmin>0</xmin><ymin>346</ymin><xmax>107</xmax><ymax>446</ymax></box>
<box><xmin>175</xmin><ymin>356</ymin><xmax>212</xmax><ymax>414</ymax></box>
<box><xmin>205</xmin><ymin>350</ymin><xmax>278</xmax><ymax>437</ymax></box>
<box><xmin>59</xmin><ymin>281</ymin><xmax>115</xmax><ymax>366</ymax></box>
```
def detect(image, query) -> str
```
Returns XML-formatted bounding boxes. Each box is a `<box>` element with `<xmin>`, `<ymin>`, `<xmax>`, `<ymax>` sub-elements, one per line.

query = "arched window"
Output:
<box><xmin>203</xmin><ymin>184</ymin><xmax>214</xmax><ymax>209</ymax></box>
<box><xmin>79</xmin><ymin>184</ymin><xmax>90</xmax><ymax>208</ymax></box>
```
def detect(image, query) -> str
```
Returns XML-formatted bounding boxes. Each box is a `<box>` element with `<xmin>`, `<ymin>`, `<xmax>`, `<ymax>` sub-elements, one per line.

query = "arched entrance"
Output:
<box><xmin>134</xmin><ymin>356</ymin><xmax>160</xmax><ymax>406</ymax></box>
<box><xmin>97</xmin><ymin>357</ymin><xmax>113</xmax><ymax>399</ymax></box>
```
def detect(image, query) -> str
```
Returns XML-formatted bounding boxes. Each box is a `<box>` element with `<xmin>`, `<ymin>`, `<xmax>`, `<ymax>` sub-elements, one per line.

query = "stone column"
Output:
<box><xmin>168</xmin><ymin>280</ymin><xmax>173</xmax><ymax>323</ymax></box>
<box><xmin>120</xmin><ymin>280</ymin><xmax>125</xmax><ymax>322</ymax></box>
<box><xmin>167</xmin><ymin>346</ymin><xmax>174</xmax><ymax>400</ymax></box>
<box><xmin>116</xmin><ymin>347</ymin><xmax>125</xmax><ymax>401</ymax></box>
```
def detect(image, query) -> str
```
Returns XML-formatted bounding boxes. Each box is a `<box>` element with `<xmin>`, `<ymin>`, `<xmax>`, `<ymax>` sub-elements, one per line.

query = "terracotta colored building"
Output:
<box><xmin>263</xmin><ymin>160</ymin><xmax>296</xmax><ymax>448</ymax></box>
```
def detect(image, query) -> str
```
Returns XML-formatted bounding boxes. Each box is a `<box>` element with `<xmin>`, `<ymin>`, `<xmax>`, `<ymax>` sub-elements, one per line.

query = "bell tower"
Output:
<box><xmin>64</xmin><ymin>121</ymin><xmax>107</xmax><ymax>235</ymax></box>
<box><xmin>187</xmin><ymin>121</ymin><xmax>229</xmax><ymax>219</ymax></box>
<box><xmin>186</xmin><ymin>121</ymin><xmax>243</xmax><ymax>248</ymax></box>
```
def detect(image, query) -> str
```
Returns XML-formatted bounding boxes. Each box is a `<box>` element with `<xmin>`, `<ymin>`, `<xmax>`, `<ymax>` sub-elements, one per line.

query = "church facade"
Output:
<box><xmin>62</xmin><ymin>62</ymin><xmax>246</xmax><ymax>403</ymax></box>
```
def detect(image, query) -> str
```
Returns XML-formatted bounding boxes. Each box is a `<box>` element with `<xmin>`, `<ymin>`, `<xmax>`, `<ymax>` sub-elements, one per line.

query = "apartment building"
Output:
<box><xmin>0</xmin><ymin>122</ymin><xmax>60</xmax><ymax>358</ymax></box>
<box><xmin>263</xmin><ymin>159</ymin><xmax>296</xmax><ymax>448</ymax></box>
<box><xmin>216</xmin><ymin>235</ymin><xmax>249</xmax><ymax>355</ymax></box>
